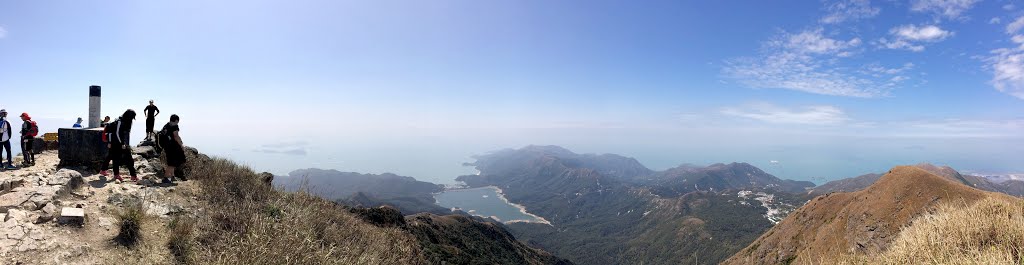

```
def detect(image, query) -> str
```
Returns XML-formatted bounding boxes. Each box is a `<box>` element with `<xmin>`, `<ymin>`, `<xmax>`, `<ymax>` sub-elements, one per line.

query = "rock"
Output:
<box><xmin>107</xmin><ymin>193</ymin><xmax>141</xmax><ymax>207</ymax></box>
<box><xmin>57</xmin><ymin>207</ymin><xmax>85</xmax><ymax>225</ymax></box>
<box><xmin>97</xmin><ymin>217</ymin><xmax>114</xmax><ymax>231</ymax></box>
<box><xmin>1</xmin><ymin>178</ymin><xmax>25</xmax><ymax>193</ymax></box>
<box><xmin>132</xmin><ymin>146</ymin><xmax>158</xmax><ymax>159</ymax></box>
<box><xmin>0</xmin><ymin>191</ymin><xmax>33</xmax><ymax>213</ymax></box>
<box><xmin>50</xmin><ymin>169</ymin><xmax>84</xmax><ymax>188</ymax></box>
<box><xmin>36</xmin><ymin>203</ymin><xmax>59</xmax><ymax>224</ymax></box>
<box><xmin>145</xmin><ymin>202</ymin><xmax>183</xmax><ymax>217</ymax></box>
<box><xmin>6</xmin><ymin>209</ymin><xmax>30</xmax><ymax>223</ymax></box>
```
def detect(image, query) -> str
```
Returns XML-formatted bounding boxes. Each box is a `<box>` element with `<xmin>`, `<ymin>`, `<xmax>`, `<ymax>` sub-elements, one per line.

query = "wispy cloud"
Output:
<box><xmin>254</xmin><ymin>141</ymin><xmax>310</xmax><ymax>156</ymax></box>
<box><xmin>721</xmin><ymin>103</ymin><xmax>849</xmax><ymax>125</ymax></box>
<box><xmin>990</xmin><ymin>17</ymin><xmax>1003</xmax><ymax>24</ymax></box>
<box><xmin>910</xmin><ymin>0</ymin><xmax>981</xmax><ymax>20</ymax></box>
<box><xmin>820</xmin><ymin>0</ymin><xmax>880</xmax><ymax>24</ymax></box>
<box><xmin>1007</xmin><ymin>16</ymin><xmax>1024</xmax><ymax>34</ymax></box>
<box><xmin>878</xmin><ymin>24</ymin><xmax>953</xmax><ymax>52</ymax></box>
<box><xmin>724</xmin><ymin>28</ymin><xmax>905</xmax><ymax>98</ymax></box>
<box><xmin>776</xmin><ymin>28</ymin><xmax>862</xmax><ymax>55</ymax></box>
<box><xmin>0</xmin><ymin>26</ymin><xmax>6</xmax><ymax>38</ymax></box>
<box><xmin>987</xmin><ymin>16</ymin><xmax>1024</xmax><ymax>100</ymax></box>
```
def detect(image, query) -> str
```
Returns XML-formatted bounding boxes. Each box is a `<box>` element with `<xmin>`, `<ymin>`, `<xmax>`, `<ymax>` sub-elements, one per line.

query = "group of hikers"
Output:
<box><xmin>0</xmin><ymin>100</ymin><xmax>187</xmax><ymax>185</ymax></box>
<box><xmin>0</xmin><ymin>109</ymin><xmax>39</xmax><ymax>169</ymax></box>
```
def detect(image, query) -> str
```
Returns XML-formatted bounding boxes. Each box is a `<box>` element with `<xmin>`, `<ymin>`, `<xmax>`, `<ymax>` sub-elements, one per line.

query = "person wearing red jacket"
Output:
<box><xmin>19</xmin><ymin>112</ymin><xmax>38</xmax><ymax>167</ymax></box>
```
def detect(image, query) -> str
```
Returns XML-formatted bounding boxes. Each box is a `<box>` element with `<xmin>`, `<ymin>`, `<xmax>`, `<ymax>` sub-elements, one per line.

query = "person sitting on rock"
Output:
<box><xmin>106</xmin><ymin>109</ymin><xmax>139</xmax><ymax>183</ymax></box>
<box><xmin>0</xmin><ymin>109</ymin><xmax>14</xmax><ymax>170</ymax></box>
<box><xmin>19</xmin><ymin>112</ymin><xmax>37</xmax><ymax>167</ymax></box>
<box><xmin>72</xmin><ymin>117</ymin><xmax>83</xmax><ymax>128</ymax></box>
<box><xmin>159</xmin><ymin>114</ymin><xmax>186</xmax><ymax>183</ymax></box>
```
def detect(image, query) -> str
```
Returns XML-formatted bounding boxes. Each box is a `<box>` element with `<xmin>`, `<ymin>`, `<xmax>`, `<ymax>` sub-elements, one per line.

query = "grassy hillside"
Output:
<box><xmin>131</xmin><ymin>149</ymin><xmax>569</xmax><ymax>265</ymax></box>
<box><xmin>836</xmin><ymin>197</ymin><xmax>1024</xmax><ymax>264</ymax></box>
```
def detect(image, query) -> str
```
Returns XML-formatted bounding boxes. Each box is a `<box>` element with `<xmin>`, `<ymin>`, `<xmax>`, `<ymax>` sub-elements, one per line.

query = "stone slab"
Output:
<box><xmin>58</xmin><ymin>207</ymin><xmax>85</xmax><ymax>225</ymax></box>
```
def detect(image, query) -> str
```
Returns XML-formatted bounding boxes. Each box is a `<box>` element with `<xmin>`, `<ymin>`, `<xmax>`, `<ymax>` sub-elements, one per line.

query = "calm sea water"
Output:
<box><xmin>434</xmin><ymin>187</ymin><xmax>545</xmax><ymax>223</ymax></box>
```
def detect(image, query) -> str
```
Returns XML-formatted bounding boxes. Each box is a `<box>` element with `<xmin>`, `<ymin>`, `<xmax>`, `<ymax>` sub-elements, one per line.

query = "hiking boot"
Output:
<box><xmin>114</xmin><ymin>175</ymin><xmax>125</xmax><ymax>182</ymax></box>
<box><xmin>5</xmin><ymin>164</ymin><xmax>16</xmax><ymax>170</ymax></box>
<box><xmin>130</xmin><ymin>176</ymin><xmax>139</xmax><ymax>182</ymax></box>
<box><xmin>100</xmin><ymin>170</ymin><xmax>110</xmax><ymax>176</ymax></box>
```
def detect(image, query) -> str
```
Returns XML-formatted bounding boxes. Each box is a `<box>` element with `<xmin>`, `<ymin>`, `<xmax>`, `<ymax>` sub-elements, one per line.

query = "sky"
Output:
<box><xmin>0</xmin><ymin>0</ymin><xmax>1022</xmax><ymax>184</ymax></box>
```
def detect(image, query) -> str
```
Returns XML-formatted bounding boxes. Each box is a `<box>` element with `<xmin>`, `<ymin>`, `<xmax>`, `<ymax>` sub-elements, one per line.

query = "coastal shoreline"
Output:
<box><xmin>436</xmin><ymin>186</ymin><xmax>553</xmax><ymax>226</ymax></box>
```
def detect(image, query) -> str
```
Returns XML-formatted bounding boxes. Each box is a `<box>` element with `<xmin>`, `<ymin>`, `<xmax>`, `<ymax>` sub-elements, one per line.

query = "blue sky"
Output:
<box><xmin>1</xmin><ymin>0</ymin><xmax>1022</xmax><ymax>184</ymax></box>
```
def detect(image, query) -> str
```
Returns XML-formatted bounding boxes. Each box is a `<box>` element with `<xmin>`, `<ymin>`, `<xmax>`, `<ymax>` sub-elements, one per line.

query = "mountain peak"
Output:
<box><xmin>725</xmin><ymin>165</ymin><xmax>1005</xmax><ymax>265</ymax></box>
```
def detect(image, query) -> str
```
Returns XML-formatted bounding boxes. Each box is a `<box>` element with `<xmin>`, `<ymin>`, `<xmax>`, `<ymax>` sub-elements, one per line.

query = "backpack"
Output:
<box><xmin>156</xmin><ymin>126</ymin><xmax>175</xmax><ymax>150</ymax></box>
<box><xmin>26</xmin><ymin>121</ymin><xmax>38</xmax><ymax>137</ymax></box>
<box><xmin>103</xmin><ymin>120</ymin><xmax>119</xmax><ymax>144</ymax></box>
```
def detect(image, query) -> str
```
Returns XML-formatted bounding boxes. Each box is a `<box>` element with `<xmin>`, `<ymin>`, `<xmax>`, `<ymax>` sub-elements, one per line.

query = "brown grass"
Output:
<box><xmin>823</xmin><ymin>197</ymin><xmax>1024</xmax><ymax>265</ymax></box>
<box><xmin>180</xmin><ymin>153</ymin><xmax>426</xmax><ymax>265</ymax></box>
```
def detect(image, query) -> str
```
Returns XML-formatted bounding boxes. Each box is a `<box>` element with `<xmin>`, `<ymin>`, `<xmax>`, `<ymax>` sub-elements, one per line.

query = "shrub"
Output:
<box><xmin>115</xmin><ymin>202</ymin><xmax>145</xmax><ymax>248</ymax></box>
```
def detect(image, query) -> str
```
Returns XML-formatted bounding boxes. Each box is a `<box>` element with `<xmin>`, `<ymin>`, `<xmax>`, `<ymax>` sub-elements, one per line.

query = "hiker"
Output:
<box><xmin>72</xmin><ymin>117</ymin><xmax>83</xmax><ymax>128</ymax></box>
<box><xmin>106</xmin><ymin>109</ymin><xmax>139</xmax><ymax>182</ymax></box>
<box><xmin>0</xmin><ymin>109</ymin><xmax>13</xmax><ymax>170</ymax></box>
<box><xmin>159</xmin><ymin>114</ymin><xmax>186</xmax><ymax>183</ymax></box>
<box><xmin>19</xmin><ymin>113</ymin><xmax>37</xmax><ymax>166</ymax></box>
<box><xmin>144</xmin><ymin>100</ymin><xmax>160</xmax><ymax>141</ymax></box>
<box><xmin>100</xmin><ymin>116</ymin><xmax>111</xmax><ymax>127</ymax></box>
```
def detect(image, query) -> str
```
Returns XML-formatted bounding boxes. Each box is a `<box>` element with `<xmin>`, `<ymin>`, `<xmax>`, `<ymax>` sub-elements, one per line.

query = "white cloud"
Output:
<box><xmin>820</xmin><ymin>0</ymin><xmax>881</xmax><ymax>24</ymax></box>
<box><xmin>987</xmin><ymin>16</ymin><xmax>1024</xmax><ymax>100</ymax></box>
<box><xmin>721</xmin><ymin>103</ymin><xmax>849</xmax><ymax>125</ymax></box>
<box><xmin>724</xmin><ymin>29</ymin><xmax>899</xmax><ymax>98</ymax></box>
<box><xmin>865</xmin><ymin>62</ymin><xmax>915</xmax><ymax>75</ymax></box>
<box><xmin>988</xmin><ymin>47</ymin><xmax>1024</xmax><ymax>99</ymax></box>
<box><xmin>777</xmin><ymin>28</ymin><xmax>861</xmax><ymax>54</ymax></box>
<box><xmin>724</xmin><ymin>51</ymin><xmax>892</xmax><ymax>97</ymax></box>
<box><xmin>910</xmin><ymin>0</ymin><xmax>981</xmax><ymax>20</ymax></box>
<box><xmin>878</xmin><ymin>25</ymin><xmax>953</xmax><ymax>52</ymax></box>
<box><xmin>991</xmin><ymin>17</ymin><xmax>1002</xmax><ymax>24</ymax></box>
<box><xmin>0</xmin><ymin>26</ymin><xmax>6</xmax><ymax>38</ymax></box>
<box><xmin>1005</xmin><ymin>4</ymin><xmax>1017</xmax><ymax>11</ymax></box>
<box><xmin>1007</xmin><ymin>16</ymin><xmax>1024</xmax><ymax>34</ymax></box>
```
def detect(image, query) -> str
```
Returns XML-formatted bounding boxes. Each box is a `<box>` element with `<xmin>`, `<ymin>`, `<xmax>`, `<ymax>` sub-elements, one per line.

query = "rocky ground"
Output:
<box><xmin>0</xmin><ymin>149</ymin><xmax>196</xmax><ymax>264</ymax></box>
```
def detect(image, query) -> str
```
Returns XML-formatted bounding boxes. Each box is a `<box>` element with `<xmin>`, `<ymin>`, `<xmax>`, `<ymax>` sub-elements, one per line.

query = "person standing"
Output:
<box><xmin>72</xmin><ymin>117</ymin><xmax>83</xmax><ymax>128</ymax></box>
<box><xmin>100</xmin><ymin>116</ymin><xmax>111</xmax><ymax>128</ymax></box>
<box><xmin>19</xmin><ymin>113</ymin><xmax>38</xmax><ymax>167</ymax></box>
<box><xmin>159</xmin><ymin>114</ymin><xmax>186</xmax><ymax>183</ymax></box>
<box><xmin>0</xmin><ymin>109</ymin><xmax>13</xmax><ymax>170</ymax></box>
<box><xmin>107</xmin><ymin>109</ymin><xmax>139</xmax><ymax>182</ymax></box>
<box><xmin>144</xmin><ymin>100</ymin><xmax>160</xmax><ymax>141</ymax></box>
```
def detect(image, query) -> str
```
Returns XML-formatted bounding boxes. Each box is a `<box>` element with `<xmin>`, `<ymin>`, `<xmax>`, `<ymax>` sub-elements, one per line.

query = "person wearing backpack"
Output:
<box><xmin>0</xmin><ymin>109</ymin><xmax>14</xmax><ymax>170</ymax></box>
<box><xmin>107</xmin><ymin>109</ymin><xmax>139</xmax><ymax>182</ymax></box>
<box><xmin>159</xmin><ymin>114</ymin><xmax>186</xmax><ymax>183</ymax></box>
<box><xmin>19</xmin><ymin>112</ymin><xmax>38</xmax><ymax>166</ymax></box>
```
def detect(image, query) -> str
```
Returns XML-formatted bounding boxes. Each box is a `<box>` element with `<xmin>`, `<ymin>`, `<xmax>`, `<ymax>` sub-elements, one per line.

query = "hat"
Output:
<box><xmin>20</xmin><ymin>113</ymin><xmax>30</xmax><ymax>119</ymax></box>
<box><xmin>0</xmin><ymin>109</ymin><xmax>6</xmax><ymax>114</ymax></box>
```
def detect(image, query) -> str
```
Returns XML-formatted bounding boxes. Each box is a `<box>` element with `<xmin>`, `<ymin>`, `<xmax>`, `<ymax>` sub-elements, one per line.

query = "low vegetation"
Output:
<box><xmin>836</xmin><ymin>197</ymin><xmax>1024</xmax><ymax>264</ymax></box>
<box><xmin>180</xmin><ymin>152</ymin><xmax>425</xmax><ymax>264</ymax></box>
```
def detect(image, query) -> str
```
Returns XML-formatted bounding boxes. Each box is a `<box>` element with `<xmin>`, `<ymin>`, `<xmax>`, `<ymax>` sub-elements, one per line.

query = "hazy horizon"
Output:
<box><xmin>2</xmin><ymin>1</ymin><xmax>1022</xmax><ymax>184</ymax></box>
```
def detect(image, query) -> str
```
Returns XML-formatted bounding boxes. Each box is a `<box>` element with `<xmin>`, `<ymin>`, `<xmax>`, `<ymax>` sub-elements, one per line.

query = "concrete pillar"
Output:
<box><xmin>88</xmin><ymin>85</ymin><xmax>101</xmax><ymax>128</ymax></box>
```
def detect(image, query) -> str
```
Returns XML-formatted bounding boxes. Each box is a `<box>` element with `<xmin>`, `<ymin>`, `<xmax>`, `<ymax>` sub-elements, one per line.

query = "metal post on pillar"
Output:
<box><xmin>88</xmin><ymin>85</ymin><xmax>101</xmax><ymax>128</ymax></box>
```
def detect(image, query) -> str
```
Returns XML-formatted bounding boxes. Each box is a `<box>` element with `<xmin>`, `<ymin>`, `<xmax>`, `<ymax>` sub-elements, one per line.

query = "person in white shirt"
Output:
<box><xmin>0</xmin><ymin>109</ymin><xmax>13</xmax><ymax>170</ymax></box>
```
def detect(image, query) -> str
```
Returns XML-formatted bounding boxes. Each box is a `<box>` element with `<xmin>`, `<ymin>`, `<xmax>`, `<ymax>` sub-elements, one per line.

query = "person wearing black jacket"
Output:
<box><xmin>107</xmin><ymin>109</ymin><xmax>139</xmax><ymax>183</ymax></box>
